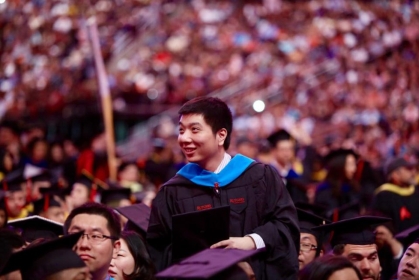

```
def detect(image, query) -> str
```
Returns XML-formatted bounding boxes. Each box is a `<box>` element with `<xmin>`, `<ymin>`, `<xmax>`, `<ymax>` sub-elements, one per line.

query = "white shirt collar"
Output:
<box><xmin>214</xmin><ymin>153</ymin><xmax>232</xmax><ymax>174</ymax></box>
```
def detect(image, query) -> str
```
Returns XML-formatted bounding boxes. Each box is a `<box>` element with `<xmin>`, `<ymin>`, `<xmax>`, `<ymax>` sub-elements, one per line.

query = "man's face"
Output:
<box><xmin>396</xmin><ymin>166</ymin><xmax>416</xmax><ymax>186</ymax></box>
<box><xmin>178</xmin><ymin>114</ymin><xmax>226</xmax><ymax>171</ymax></box>
<box><xmin>71</xmin><ymin>184</ymin><xmax>90</xmax><ymax>208</ymax></box>
<box><xmin>68</xmin><ymin>214</ymin><xmax>120</xmax><ymax>280</ymax></box>
<box><xmin>273</xmin><ymin>140</ymin><xmax>295</xmax><ymax>166</ymax></box>
<box><xmin>342</xmin><ymin>244</ymin><xmax>381</xmax><ymax>280</ymax></box>
<box><xmin>398</xmin><ymin>243</ymin><xmax>419</xmax><ymax>280</ymax></box>
<box><xmin>298</xmin><ymin>233</ymin><xmax>318</xmax><ymax>270</ymax></box>
<box><xmin>7</xmin><ymin>191</ymin><xmax>26</xmax><ymax>217</ymax></box>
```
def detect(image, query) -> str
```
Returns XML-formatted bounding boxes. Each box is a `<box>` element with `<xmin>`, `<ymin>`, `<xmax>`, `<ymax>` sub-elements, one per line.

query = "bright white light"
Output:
<box><xmin>0</xmin><ymin>0</ymin><xmax>5</xmax><ymax>4</ymax></box>
<box><xmin>253</xmin><ymin>100</ymin><xmax>265</xmax><ymax>113</ymax></box>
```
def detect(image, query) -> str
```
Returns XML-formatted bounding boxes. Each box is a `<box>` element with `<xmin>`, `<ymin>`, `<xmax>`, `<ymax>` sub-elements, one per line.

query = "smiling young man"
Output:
<box><xmin>315</xmin><ymin>216</ymin><xmax>391</xmax><ymax>280</ymax></box>
<box><xmin>147</xmin><ymin>96</ymin><xmax>300</xmax><ymax>280</ymax></box>
<box><xmin>64</xmin><ymin>202</ymin><xmax>121</xmax><ymax>280</ymax></box>
<box><xmin>397</xmin><ymin>239</ymin><xmax>419</xmax><ymax>280</ymax></box>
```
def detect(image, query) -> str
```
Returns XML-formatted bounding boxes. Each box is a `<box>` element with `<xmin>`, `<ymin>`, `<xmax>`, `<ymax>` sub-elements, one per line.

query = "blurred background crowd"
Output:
<box><xmin>0</xmin><ymin>0</ymin><xmax>419</xmax><ymax>252</ymax></box>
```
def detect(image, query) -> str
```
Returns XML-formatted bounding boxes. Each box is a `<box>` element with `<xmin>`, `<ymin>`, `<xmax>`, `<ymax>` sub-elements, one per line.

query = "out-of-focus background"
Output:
<box><xmin>1</xmin><ymin>0</ymin><xmax>418</xmax><ymax>163</ymax></box>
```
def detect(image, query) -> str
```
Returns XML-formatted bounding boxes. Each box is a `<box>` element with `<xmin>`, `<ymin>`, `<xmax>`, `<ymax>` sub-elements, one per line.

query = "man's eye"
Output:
<box><xmin>91</xmin><ymin>235</ymin><xmax>101</xmax><ymax>239</ymax></box>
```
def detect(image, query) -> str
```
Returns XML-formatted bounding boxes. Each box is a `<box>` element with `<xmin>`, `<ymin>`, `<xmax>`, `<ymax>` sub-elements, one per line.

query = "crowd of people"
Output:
<box><xmin>0</xmin><ymin>96</ymin><xmax>417</xmax><ymax>280</ymax></box>
<box><xmin>1</xmin><ymin>0</ymin><xmax>419</xmax><ymax>279</ymax></box>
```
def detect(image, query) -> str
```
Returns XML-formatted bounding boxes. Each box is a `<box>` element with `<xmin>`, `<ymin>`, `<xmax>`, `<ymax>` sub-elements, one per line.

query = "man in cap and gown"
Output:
<box><xmin>315</xmin><ymin>216</ymin><xmax>392</xmax><ymax>280</ymax></box>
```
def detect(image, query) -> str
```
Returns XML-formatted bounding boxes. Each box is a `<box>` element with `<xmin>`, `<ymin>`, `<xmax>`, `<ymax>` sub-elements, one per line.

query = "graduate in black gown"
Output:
<box><xmin>147</xmin><ymin>97</ymin><xmax>300</xmax><ymax>280</ymax></box>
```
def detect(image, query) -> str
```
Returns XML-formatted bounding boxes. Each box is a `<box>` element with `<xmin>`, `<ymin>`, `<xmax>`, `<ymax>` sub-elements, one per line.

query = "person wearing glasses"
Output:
<box><xmin>297</xmin><ymin>208</ymin><xmax>330</xmax><ymax>270</ymax></box>
<box><xmin>64</xmin><ymin>202</ymin><xmax>122</xmax><ymax>280</ymax></box>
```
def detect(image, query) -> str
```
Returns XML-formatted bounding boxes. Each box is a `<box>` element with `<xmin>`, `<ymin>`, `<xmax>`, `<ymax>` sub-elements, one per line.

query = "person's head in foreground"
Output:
<box><xmin>314</xmin><ymin>216</ymin><xmax>391</xmax><ymax>280</ymax></box>
<box><xmin>64</xmin><ymin>202</ymin><xmax>121</xmax><ymax>280</ymax></box>
<box><xmin>0</xmin><ymin>232</ymin><xmax>91</xmax><ymax>280</ymax></box>
<box><xmin>299</xmin><ymin>254</ymin><xmax>362</xmax><ymax>280</ymax></box>
<box><xmin>108</xmin><ymin>230</ymin><xmax>155</xmax><ymax>280</ymax></box>
<box><xmin>397</xmin><ymin>238</ymin><xmax>419</xmax><ymax>280</ymax></box>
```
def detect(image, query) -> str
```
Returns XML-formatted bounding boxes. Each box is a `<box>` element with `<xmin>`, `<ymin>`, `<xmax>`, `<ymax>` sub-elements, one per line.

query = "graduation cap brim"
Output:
<box><xmin>323</xmin><ymin>148</ymin><xmax>359</xmax><ymax>167</ymax></box>
<box><xmin>395</xmin><ymin>224</ymin><xmax>419</xmax><ymax>247</ymax></box>
<box><xmin>325</xmin><ymin>200</ymin><xmax>361</xmax><ymax>221</ymax></box>
<box><xmin>313</xmin><ymin>216</ymin><xmax>391</xmax><ymax>247</ymax></box>
<box><xmin>0</xmin><ymin>231</ymin><xmax>83</xmax><ymax>276</ymax></box>
<box><xmin>294</xmin><ymin>202</ymin><xmax>328</xmax><ymax>217</ymax></box>
<box><xmin>172</xmin><ymin>206</ymin><xmax>230</xmax><ymax>263</ymax></box>
<box><xmin>116</xmin><ymin>203</ymin><xmax>150</xmax><ymax>234</ymax></box>
<box><xmin>1</xmin><ymin>168</ymin><xmax>25</xmax><ymax>192</ymax></box>
<box><xmin>7</xmin><ymin>215</ymin><xmax>64</xmax><ymax>242</ymax></box>
<box><xmin>156</xmin><ymin>248</ymin><xmax>263</xmax><ymax>279</ymax></box>
<box><xmin>23</xmin><ymin>164</ymin><xmax>46</xmax><ymax>180</ymax></box>
<box><xmin>297</xmin><ymin>208</ymin><xmax>329</xmax><ymax>234</ymax></box>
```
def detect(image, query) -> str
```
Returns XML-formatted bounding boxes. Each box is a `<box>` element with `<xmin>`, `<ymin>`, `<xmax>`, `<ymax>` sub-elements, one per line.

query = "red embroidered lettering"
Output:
<box><xmin>197</xmin><ymin>204</ymin><xmax>212</xmax><ymax>211</ymax></box>
<box><xmin>230</xmin><ymin>198</ymin><xmax>245</xmax><ymax>204</ymax></box>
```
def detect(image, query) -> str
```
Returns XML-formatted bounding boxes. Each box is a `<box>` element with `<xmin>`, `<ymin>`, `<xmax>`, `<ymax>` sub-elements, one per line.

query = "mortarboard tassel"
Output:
<box><xmin>44</xmin><ymin>194</ymin><xmax>50</xmax><ymax>213</ymax></box>
<box><xmin>3</xmin><ymin>180</ymin><xmax>11</xmax><ymax>216</ymax></box>
<box><xmin>26</xmin><ymin>178</ymin><xmax>32</xmax><ymax>203</ymax></box>
<box><xmin>90</xmin><ymin>183</ymin><xmax>97</xmax><ymax>202</ymax></box>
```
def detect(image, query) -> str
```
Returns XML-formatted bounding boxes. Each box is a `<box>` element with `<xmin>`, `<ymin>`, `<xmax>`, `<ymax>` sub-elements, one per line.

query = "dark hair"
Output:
<box><xmin>332</xmin><ymin>244</ymin><xmax>346</xmax><ymax>256</ymax></box>
<box><xmin>64</xmin><ymin>202</ymin><xmax>121</xmax><ymax>239</ymax></box>
<box><xmin>324</xmin><ymin>154</ymin><xmax>359</xmax><ymax>198</ymax></box>
<box><xmin>178</xmin><ymin>97</ymin><xmax>233</xmax><ymax>150</ymax></box>
<box><xmin>299</xmin><ymin>255</ymin><xmax>362</xmax><ymax>280</ymax></box>
<box><xmin>26</xmin><ymin>137</ymin><xmax>48</xmax><ymax>157</ymax></box>
<box><xmin>0</xmin><ymin>228</ymin><xmax>25</xmax><ymax>249</ymax></box>
<box><xmin>120</xmin><ymin>231</ymin><xmax>156</xmax><ymax>280</ymax></box>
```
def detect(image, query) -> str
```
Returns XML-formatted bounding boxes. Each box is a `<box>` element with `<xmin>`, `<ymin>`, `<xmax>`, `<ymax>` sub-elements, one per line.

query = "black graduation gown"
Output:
<box><xmin>147</xmin><ymin>156</ymin><xmax>300</xmax><ymax>280</ymax></box>
<box><xmin>372</xmin><ymin>184</ymin><xmax>419</xmax><ymax>234</ymax></box>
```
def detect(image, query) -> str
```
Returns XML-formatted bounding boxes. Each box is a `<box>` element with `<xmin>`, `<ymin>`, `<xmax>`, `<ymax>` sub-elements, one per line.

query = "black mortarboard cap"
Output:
<box><xmin>266</xmin><ymin>129</ymin><xmax>293</xmax><ymax>147</ymax></box>
<box><xmin>100</xmin><ymin>187</ymin><xmax>132</xmax><ymax>206</ymax></box>
<box><xmin>117</xmin><ymin>203</ymin><xmax>150</xmax><ymax>236</ymax></box>
<box><xmin>0</xmin><ymin>232</ymin><xmax>85</xmax><ymax>280</ymax></box>
<box><xmin>1</xmin><ymin>168</ymin><xmax>25</xmax><ymax>192</ymax></box>
<box><xmin>297</xmin><ymin>208</ymin><xmax>330</xmax><ymax>255</ymax></box>
<box><xmin>395</xmin><ymin>224</ymin><xmax>419</xmax><ymax>248</ymax></box>
<box><xmin>74</xmin><ymin>171</ymin><xmax>108</xmax><ymax>202</ymax></box>
<box><xmin>325</xmin><ymin>200</ymin><xmax>361</xmax><ymax>221</ymax></box>
<box><xmin>172</xmin><ymin>206</ymin><xmax>230</xmax><ymax>263</ymax></box>
<box><xmin>32</xmin><ymin>187</ymin><xmax>63</xmax><ymax>215</ymax></box>
<box><xmin>7</xmin><ymin>215</ymin><xmax>63</xmax><ymax>243</ymax></box>
<box><xmin>297</xmin><ymin>208</ymin><xmax>329</xmax><ymax>236</ymax></box>
<box><xmin>294</xmin><ymin>202</ymin><xmax>328</xmax><ymax>217</ymax></box>
<box><xmin>156</xmin><ymin>248</ymin><xmax>263</xmax><ymax>279</ymax></box>
<box><xmin>74</xmin><ymin>173</ymin><xmax>95</xmax><ymax>189</ymax></box>
<box><xmin>313</xmin><ymin>216</ymin><xmax>391</xmax><ymax>247</ymax></box>
<box><xmin>323</xmin><ymin>148</ymin><xmax>358</xmax><ymax>169</ymax></box>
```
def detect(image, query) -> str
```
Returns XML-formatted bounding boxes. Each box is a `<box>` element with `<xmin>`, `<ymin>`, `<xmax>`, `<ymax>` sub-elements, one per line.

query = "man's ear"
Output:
<box><xmin>217</xmin><ymin>128</ymin><xmax>227</xmax><ymax>147</ymax></box>
<box><xmin>112</xmin><ymin>240</ymin><xmax>121</xmax><ymax>258</ymax></box>
<box><xmin>319</xmin><ymin>249</ymin><xmax>324</xmax><ymax>257</ymax></box>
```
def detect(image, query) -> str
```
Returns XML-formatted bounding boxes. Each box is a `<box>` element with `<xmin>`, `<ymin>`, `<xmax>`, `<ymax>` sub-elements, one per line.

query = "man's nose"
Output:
<box><xmin>360</xmin><ymin>258</ymin><xmax>371</xmax><ymax>271</ymax></box>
